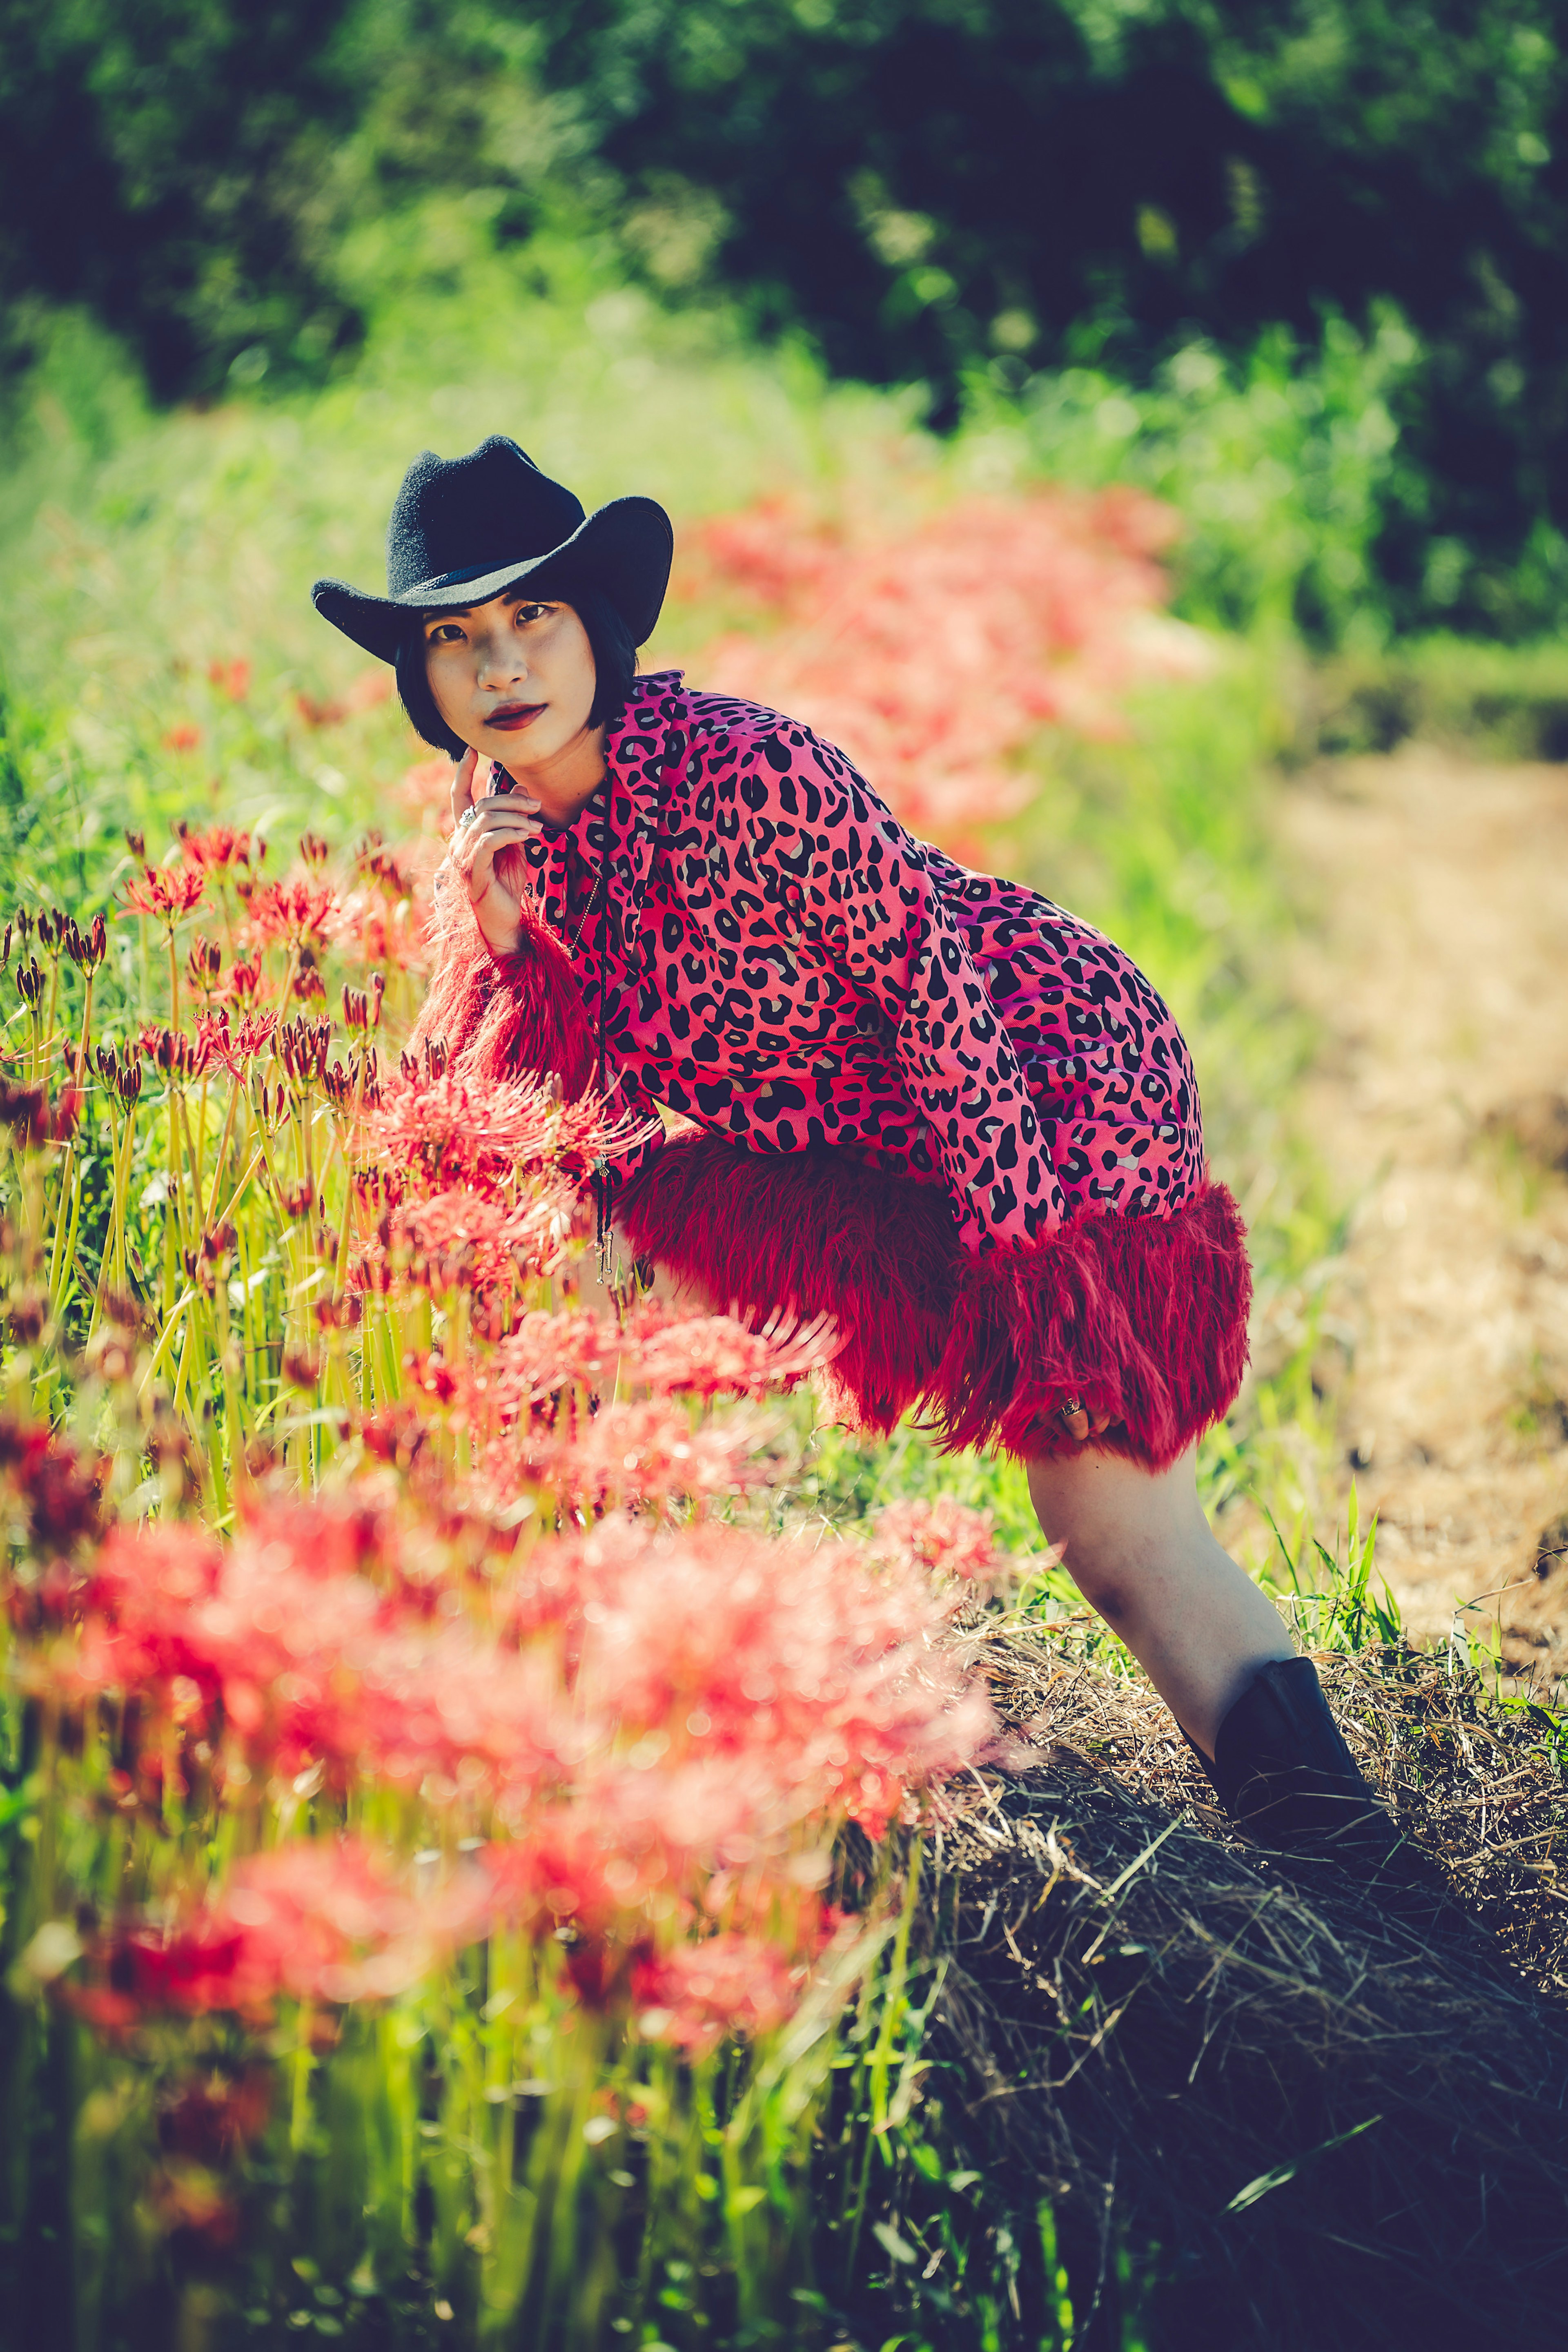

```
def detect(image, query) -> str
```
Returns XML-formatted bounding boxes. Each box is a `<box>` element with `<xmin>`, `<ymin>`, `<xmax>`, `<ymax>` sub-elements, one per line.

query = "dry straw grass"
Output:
<box><xmin>915</xmin><ymin>1616</ymin><xmax>1568</xmax><ymax>2349</ymax></box>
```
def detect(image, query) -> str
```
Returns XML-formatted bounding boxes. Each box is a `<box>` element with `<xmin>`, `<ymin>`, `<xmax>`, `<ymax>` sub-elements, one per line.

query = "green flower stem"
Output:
<box><xmin>140</xmin><ymin>1286</ymin><xmax>196</xmax><ymax>1396</ymax></box>
<box><xmin>199</xmin><ymin>1072</ymin><xmax>240</xmax><ymax>1230</ymax></box>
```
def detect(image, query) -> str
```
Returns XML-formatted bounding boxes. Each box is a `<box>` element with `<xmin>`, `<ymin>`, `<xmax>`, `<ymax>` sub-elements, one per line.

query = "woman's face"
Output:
<box><xmin>422</xmin><ymin>591</ymin><xmax>597</xmax><ymax>766</ymax></box>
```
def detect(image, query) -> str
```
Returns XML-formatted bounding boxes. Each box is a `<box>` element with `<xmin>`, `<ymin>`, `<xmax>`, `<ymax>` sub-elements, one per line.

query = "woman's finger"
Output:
<box><xmin>467</xmin><ymin>838</ymin><xmax>524</xmax><ymax>916</ymax></box>
<box><xmin>1063</xmin><ymin>1407</ymin><xmax>1090</xmax><ymax>1442</ymax></box>
<box><xmin>452</xmin><ymin>809</ymin><xmax>541</xmax><ymax>880</ymax></box>
<box><xmin>450</xmin><ymin>746</ymin><xmax>479</xmax><ymax>833</ymax></box>
<box><xmin>469</xmin><ymin>798</ymin><xmax>541</xmax><ymax>831</ymax></box>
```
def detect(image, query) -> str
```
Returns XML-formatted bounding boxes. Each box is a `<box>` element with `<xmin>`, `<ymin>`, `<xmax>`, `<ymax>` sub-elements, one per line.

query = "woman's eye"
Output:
<box><xmin>516</xmin><ymin>604</ymin><xmax>549</xmax><ymax>624</ymax></box>
<box><xmin>429</xmin><ymin>622</ymin><xmax>464</xmax><ymax>644</ymax></box>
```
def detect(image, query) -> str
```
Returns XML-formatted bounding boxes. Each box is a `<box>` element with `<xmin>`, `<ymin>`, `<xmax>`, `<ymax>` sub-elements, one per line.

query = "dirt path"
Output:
<box><xmin>1278</xmin><ymin>747</ymin><xmax>1568</xmax><ymax>1662</ymax></box>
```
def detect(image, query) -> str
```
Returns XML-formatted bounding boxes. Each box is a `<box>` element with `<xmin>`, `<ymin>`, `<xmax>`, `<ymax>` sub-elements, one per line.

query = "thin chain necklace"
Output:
<box><xmin>513</xmin><ymin>760</ymin><xmax>608</xmax><ymax>957</ymax></box>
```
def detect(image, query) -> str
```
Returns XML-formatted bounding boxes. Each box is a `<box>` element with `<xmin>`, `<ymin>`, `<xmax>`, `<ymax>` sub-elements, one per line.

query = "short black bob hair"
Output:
<box><xmin>395</xmin><ymin>585</ymin><xmax>639</xmax><ymax>761</ymax></box>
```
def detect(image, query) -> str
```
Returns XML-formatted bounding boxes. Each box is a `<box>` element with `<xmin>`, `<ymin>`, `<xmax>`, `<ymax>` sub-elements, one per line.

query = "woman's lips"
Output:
<box><xmin>486</xmin><ymin>702</ymin><xmax>546</xmax><ymax>731</ymax></box>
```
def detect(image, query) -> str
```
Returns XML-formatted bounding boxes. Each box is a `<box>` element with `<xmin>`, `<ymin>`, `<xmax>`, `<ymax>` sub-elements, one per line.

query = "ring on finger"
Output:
<box><xmin>1060</xmin><ymin>1395</ymin><xmax>1084</xmax><ymax>1423</ymax></box>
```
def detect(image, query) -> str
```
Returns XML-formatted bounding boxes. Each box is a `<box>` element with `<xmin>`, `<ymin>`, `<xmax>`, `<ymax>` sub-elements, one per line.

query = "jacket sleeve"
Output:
<box><xmin>743</xmin><ymin>729</ymin><xmax>1062</xmax><ymax>1253</ymax></box>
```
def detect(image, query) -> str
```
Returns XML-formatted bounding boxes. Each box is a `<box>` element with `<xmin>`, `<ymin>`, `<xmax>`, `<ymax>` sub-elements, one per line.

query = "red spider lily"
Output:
<box><xmin>90</xmin><ymin>1522</ymin><xmax>225</xmax><ymax>1613</ymax></box>
<box><xmin>389</xmin><ymin>1185</ymin><xmax>577</xmax><ymax>1292</ymax></box>
<box><xmin>480</xmin><ymin>1813</ymin><xmax>672</xmax><ymax>1949</ymax></box>
<box><xmin>632</xmin><ymin>1932</ymin><xmax>801</xmax><ymax>2055</ymax></box>
<box><xmin>295</xmin><ymin>670</ymin><xmax>391</xmax><ymax>729</ymax></box>
<box><xmin>45</xmin><ymin>1479</ymin><xmax>991</xmax><ymax>1852</ymax></box>
<box><xmin>159</xmin><ymin>2065</ymin><xmax>270</xmax><ymax>2163</ymax></box>
<box><xmin>220</xmin><ymin>947</ymin><xmax>266</xmax><ymax>1001</ymax></box>
<box><xmin>869</xmin><ymin>1497</ymin><xmax>1008</xmax><ymax>1586</ymax></box>
<box><xmin>58</xmin><ymin>1504</ymin><xmax>583</xmax><ymax>1799</ymax></box>
<box><xmin>486</xmin><ymin>1308</ymin><xmax>827</xmax><ymax>1432</ymax></box>
<box><xmin>194</xmin><ymin>1009</ymin><xmax>278</xmax><ymax>1073</ymax></box>
<box><xmin>690</xmin><ymin>488</ymin><xmax>1209</xmax><ymax>845</ymax></box>
<box><xmin>678</xmin><ymin>495</ymin><xmax>843</xmax><ymax>618</ymax></box>
<box><xmin>485</xmin><ymin>1399</ymin><xmax>780</xmax><ymax>1512</ymax></box>
<box><xmin>206</xmin><ymin>658</ymin><xmax>251</xmax><ymax>703</ymax></box>
<box><xmin>109</xmin><ymin>1917</ymin><xmax>256</xmax><ymax>2015</ymax></box>
<box><xmin>495</xmin><ymin>1516</ymin><xmax>994</xmax><ymax>1836</ymax></box>
<box><xmin>330</xmin><ymin>882</ymin><xmax>431</xmax><ymax>973</ymax></box>
<box><xmin>137</xmin><ymin>1026</ymin><xmax>213</xmax><ymax>1081</ymax></box>
<box><xmin>123</xmin><ymin>865</ymin><xmax>208</xmax><ymax>927</ymax></box>
<box><xmin>486</xmin><ymin>1310</ymin><xmax>615</xmax><ymax>1403</ymax></box>
<box><xmin>354</xmin><ymin>838</ymin><xmax>412</xmax><ymax>900</ymax></box>
<box><xmin>95</xmin><ymin>1841</ymin><xmax>496</xmax><ymax>2018</ymax></box>
<box><xmin>399</xmin><ymin>756</ymin><xmax>458</xmax><ymax>831</ymax></box>
<box><xmin>163</xmin><ymin>724</ymin><xmax>201</xmax><ymax>753</ymax></box>
<box><xmin>365</xmin><ymin>1067</ymin><xmax>645</xmax><ymax>1200</ymax></box>
<box><xmin>216</xmin><ymin>1841</ymin><xmax>494</xmax><ymax>2003</ymax></box>
<box><xmin>611</xmin><ymin>1304</ymin><xmax>840</xmax><ymax>1400</ymax></box>
<box><xmin>178</xmin><ymin>825</ymin><xmax>251</xmax><ymax>872</ymax></box>
<box><xmin>342</xmin><ymin>973</ymin><xmax>385</xmax><ymax>1034</ymax></box>
<box><xmin>184</xmin><ymin>935</ymin><xmax>224</xmax><ymax>1000</ymax></box>
<box><xmin>245</xmin><ymin>878</ymin><xmax>340</xmax><ymax>949</ymax></box>
<box><xmin>0</xmin><ymin>1418</ymin><xmax>103</xmax><ymax>1551</ymax></box>
<box><xmin>0</xmin><ymin>1081</ymin><xmax>80</xmax><ymax>1146</ymax></box>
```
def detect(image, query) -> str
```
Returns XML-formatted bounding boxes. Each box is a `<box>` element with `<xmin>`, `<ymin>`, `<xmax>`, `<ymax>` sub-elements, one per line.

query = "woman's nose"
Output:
<box><xmin>476</xmin><ymin>630</ymin><xmax>526</xmax><ymax>685</ymax></box>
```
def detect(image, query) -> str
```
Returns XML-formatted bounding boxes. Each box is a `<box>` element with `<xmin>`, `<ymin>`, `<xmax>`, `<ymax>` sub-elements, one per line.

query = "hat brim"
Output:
<box><xmin>311</xmin><ymin>495</ymin><xmax>674</xmax><ymax>663</ymax></box>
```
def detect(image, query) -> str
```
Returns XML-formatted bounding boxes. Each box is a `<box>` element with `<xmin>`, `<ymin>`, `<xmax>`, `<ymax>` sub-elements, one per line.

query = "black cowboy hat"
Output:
<box><xmin>311</xmin><ymin>435</ymin><xmax>673</xmax><ymax>661</ymax></box>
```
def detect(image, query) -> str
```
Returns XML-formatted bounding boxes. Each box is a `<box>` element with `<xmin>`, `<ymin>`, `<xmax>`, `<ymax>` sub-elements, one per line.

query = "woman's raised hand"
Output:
<box><xmin>447</xmin><ymin>747</ymin><xmax>543</xmax><ymax>958</ymax></box>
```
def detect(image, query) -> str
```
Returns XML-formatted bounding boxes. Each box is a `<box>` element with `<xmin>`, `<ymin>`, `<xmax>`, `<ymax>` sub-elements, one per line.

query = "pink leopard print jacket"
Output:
<box><xmin>441</xmin><ymin>671</ymin><xmax>1251</xmax><ymax>1464</ymax></box>
<box><xmin>518</xmin><ymin>673</ymin><xmax>1205</xmax><ymax>1250</ymax></box>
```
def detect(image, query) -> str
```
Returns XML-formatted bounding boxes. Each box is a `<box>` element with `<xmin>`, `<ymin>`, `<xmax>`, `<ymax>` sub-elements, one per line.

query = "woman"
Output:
<box><xmin>314</xmin><ymin>434</ymin><xmax>1423</xmax><ymax>1888</ymax></box>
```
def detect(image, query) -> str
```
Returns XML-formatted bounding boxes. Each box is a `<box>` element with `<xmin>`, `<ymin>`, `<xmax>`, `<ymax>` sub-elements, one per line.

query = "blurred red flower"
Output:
<box><xmin>124</xmin><ymin>866</ymin><xmax>208</xmax><ymax>925</ymax></box>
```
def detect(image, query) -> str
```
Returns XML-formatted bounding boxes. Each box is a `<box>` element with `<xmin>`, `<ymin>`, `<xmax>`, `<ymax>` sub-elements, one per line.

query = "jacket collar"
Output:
<box><xmin>596</xmin><ymin>670</ymin><xmax>692</xmax><ymax>972</ymax></box>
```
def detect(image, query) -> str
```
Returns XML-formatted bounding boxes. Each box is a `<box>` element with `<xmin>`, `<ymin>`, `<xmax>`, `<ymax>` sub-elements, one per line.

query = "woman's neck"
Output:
<box><xmin>498</xmin><ymin>721</ymin><xmax>608</xmax><ymax>829</ymax></box>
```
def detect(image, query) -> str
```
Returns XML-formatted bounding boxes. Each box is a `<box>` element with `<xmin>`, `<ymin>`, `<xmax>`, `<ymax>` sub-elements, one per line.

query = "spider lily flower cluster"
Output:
<box><xmin>0</xmin><ymin>820</ymin><xmax>996</xmax><ymax>2345</ymax></box>
<box><xmin>686</xmin><ymin>486</ymin><xmax>1212</xmax><ymax>850</ymax></box>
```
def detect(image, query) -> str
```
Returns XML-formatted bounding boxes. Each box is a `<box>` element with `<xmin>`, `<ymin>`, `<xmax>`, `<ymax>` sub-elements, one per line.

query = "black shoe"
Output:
<box><xmin>1203</xmin><ymin>1658</ymin><xmax>1472</xmax><ymax>1938</ymax></box>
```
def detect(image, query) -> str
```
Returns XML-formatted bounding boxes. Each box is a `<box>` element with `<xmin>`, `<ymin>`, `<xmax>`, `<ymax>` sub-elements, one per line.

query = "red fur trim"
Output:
<box><xmin>616</xmin><ymin>1137</ymin><xmax>959</xmax><ymax>1435</ymax></box>
<box><xmin>617</xmin><ymin>1135</ymin><xmax>1251</xmax><ymax>1466</ymax></box>
<box><xmin>412</xmin><ymin>861</ymin><xmax>597</xmax><ymax>1099</ymax></box>
<box><xmin>933</xmin><ymin>1182</ymin><xmax>1253</xmax><ymax>1468</ymax></box>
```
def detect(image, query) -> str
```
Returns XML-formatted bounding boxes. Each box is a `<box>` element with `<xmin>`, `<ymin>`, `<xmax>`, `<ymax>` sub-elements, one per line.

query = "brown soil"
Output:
<box><xmin>1278</xmin><ymin>745</ymin><xmax>1568</xmax><ymax>1665</ymax></box>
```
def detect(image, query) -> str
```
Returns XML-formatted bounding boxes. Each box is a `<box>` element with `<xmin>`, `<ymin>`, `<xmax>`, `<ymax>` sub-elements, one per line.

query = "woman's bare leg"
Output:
<box><xmin>1026</xmin><ymin>1444</ymin><xmax>1294</xmax><ymax>1759</ymax></box>
<box><xmin>569</xmin><ymin>1230</ymin><xmax>718</xmax><ymax>1318</ymax></box>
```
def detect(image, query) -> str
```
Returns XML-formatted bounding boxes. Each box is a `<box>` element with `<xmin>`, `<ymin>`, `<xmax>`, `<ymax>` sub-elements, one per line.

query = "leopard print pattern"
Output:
<box><xmin>514</xmin><ymin>672</ymin><xmax>1205</xmax><ymax>1252</ymax></box>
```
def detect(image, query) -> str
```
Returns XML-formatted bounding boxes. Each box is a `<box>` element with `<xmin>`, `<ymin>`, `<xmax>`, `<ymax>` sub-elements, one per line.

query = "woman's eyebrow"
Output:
<box><xmin>421</xmin><ymin>605</ymin><xmax>473</xmax><ymax>622</ymax></box>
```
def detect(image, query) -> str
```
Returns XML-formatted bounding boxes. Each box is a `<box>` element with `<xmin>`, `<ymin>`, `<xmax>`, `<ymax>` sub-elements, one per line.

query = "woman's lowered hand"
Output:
<box><xmin>448</xmin><ymin>747</ymin><xmax>542</xmax><ymax>958</ymax></box>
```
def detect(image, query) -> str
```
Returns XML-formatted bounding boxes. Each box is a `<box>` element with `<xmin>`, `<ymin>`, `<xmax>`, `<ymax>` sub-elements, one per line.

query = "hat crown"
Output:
<box><xmin>385</xmin><ymin>437</ymin><xmax>586</xmax><ymax>597</ymax></box>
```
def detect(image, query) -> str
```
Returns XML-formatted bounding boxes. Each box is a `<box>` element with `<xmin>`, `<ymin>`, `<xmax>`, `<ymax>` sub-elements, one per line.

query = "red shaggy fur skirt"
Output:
<box><xmin>616</xmin><ymin>1136</ymin><xmax>1252</xmax><ymax>1469</ymax></box>
<box><xmin>418</xmin><ymin>893</ymin><xmax>1252</xmax><ymax>1469</ymax></box>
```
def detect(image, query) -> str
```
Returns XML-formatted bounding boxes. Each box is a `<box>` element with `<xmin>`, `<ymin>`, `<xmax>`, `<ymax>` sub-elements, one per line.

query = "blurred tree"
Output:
<box><xmin>525</xmin><ymin>0</ymin><xmax>1568</xmax><ymax>631</ymax></box>
<box><xmin>0</xmin><ymin>0</ymin><xmax>366</xmax><ymax>397</ymax></box>
<box><xmin>6</xmin><ymin>0</ymin><xmax>1568</xmax><ymax>631</ymax></box>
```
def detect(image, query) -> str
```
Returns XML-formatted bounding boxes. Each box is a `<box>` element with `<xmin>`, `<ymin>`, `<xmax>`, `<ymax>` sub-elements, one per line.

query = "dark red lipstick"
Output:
<box><xmin>486</xmin><ymin>701</ymin><xmax>546</xmax><ymax>731</ymax></box>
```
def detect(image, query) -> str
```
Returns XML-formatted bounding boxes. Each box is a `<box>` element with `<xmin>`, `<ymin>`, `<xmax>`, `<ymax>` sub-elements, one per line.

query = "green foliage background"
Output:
<box><xmin>7</xmin><ymin>0</ymin><xmax>1568</xmax><ymax>637</ymax></box>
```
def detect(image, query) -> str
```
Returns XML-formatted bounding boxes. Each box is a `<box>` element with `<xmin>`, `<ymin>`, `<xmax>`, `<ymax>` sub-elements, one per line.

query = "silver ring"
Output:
<box><xmin>1060</xmin><ymin>1396</ymin><xmax>1084</xmax><ymax>1420</ymax></box>
<box><xmin>456</xmin><ymin>803</ymin><xmax>482</xmax><ymax>834</ymax></box>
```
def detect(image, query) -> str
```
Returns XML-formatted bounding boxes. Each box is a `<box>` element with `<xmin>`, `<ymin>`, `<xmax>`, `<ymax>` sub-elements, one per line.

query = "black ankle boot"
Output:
<box><xmin>1204</xmin><ymin>1658</ymin><xmax>1464</xmax><ymax>1926</ymax></box>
